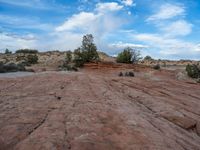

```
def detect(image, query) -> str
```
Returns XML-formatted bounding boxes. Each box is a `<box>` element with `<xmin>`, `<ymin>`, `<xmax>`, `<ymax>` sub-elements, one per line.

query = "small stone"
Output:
<box><xmin>57</xmin><ymin>96</ymin><xmax>61</xmax><ymax>100</ymax></box>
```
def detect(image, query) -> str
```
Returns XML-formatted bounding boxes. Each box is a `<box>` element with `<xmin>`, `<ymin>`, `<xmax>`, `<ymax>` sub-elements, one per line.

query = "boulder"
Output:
<box><xmin>3</xmin><ymin>62</ymin><xmax>19</xmax><ymax>72</ymax></box>
<box><xmin>0</xmin><ymin>62</ymin><xmax>26</xmax><ymax>73</ymax></box>
<box><xmin>0</xmin><ymin>62</ymin><xmax>6</xmax><ymax>73</ymax></box>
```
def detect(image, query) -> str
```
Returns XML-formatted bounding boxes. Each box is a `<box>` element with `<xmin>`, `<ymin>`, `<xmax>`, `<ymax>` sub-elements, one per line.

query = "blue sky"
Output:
<box><xmin>0</xmin><ymin>0</ymin><xmax>200</xmax><ymax>59</ymax></box>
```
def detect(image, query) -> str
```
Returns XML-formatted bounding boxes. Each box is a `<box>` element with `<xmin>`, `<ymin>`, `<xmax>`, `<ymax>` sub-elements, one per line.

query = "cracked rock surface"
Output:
<box><xmin>0</xmin><ymin>66</ymin><xmax>200</xmax><ymax>150</ymax></box>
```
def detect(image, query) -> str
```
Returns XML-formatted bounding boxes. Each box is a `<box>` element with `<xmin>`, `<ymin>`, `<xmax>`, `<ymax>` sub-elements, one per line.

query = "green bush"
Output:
<box><xmin>5</xmin><ymin>49</ymin><xmax>12</xmax><ymax>54</ymax></box>
<box><xmin>59</xmin><ymin>63</ymin><xmax>78</xmax><ymax>72</ymax></box>
<box><xmin>74</xmin><ymin>34</ymin><xmax>99</xmax><ymax>67</ymax></box>
<box><xmin>16</xmin><ymin>49</ymin><xmax>38</xmax><ymax>54</ymax></box>
<box><xmin>27</xmin><ymin>54</ymin><xmax>38</xmax><ymax>64</ymax></box>
<box><xmin>60</xmin><ymin>51</ymin><xmax>78</xmax><ymax>71</ymax></box>
<box><xmin>153</xmin><ymin>64</ymin><xmax>160</xmax><ymax>70</ymax></box>
<box><xmin>144</xmin><ymin>55</ymin><xmax>153</xmax><ymax>61</ymax></box>
<box><xmin>186</xmin><ymin>64</ymin><xmax>200</xmax><ymax>79</ymax></box>
<box><xmin>116</xmin><ymin>47</ymin><xmax>142</xmax><ymax>64</ymax></box>
<box><xmin>65</xmin><ymin>51</ymin><xmax>72</xmax><ymax>63</ymax></box>
<box><xmin>73</xmin><ymin>48</ymin><xmax>85</xmax><ymax>67</ymax></box>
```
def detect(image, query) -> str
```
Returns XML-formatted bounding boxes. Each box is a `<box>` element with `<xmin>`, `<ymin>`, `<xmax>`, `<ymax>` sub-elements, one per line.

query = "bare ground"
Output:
<box><xmin>0</xmin><ymin>64</ymin><xmax>200</xmax><ymax>150</ymax></box>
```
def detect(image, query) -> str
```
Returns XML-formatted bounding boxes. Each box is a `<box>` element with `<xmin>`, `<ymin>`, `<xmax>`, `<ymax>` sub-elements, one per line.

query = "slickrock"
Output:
<box><xmin>0</xmin><ymin>66</ymin><xmax>200</xmax><ymax>150</ymax></box>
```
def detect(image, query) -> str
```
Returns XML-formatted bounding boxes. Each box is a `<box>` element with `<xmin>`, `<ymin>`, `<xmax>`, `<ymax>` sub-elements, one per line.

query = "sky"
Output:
<box><xmin>0</xmin><ymin>0</ymin><xmax>200</xmax><ymax>59</ymax></box>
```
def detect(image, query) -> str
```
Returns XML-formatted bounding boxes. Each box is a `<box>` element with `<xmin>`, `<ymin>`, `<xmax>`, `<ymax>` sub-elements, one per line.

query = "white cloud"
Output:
<box><xmin>0</xmin><ymin>31</ymin><xmax>82</xmax><ymax>52</ymax></box>
<box><xmin>133</xmin><ymin>33</ymin><xmax>200</xmax><ymax>58</ymax></box>
<box><xmin>41</xmin><ymin>32</ymin><xmax>83</xmax><ymax>51</ymax></box>
<box><xmin>96</xmin><ymin>2</ymin><xmax>123</xmax><ymax>13</ymax></box>
<box><xmin>147</xmin><ymin>3</ymin><xmax>185</xmax><ymax>21</ymax></box>
<box><xmin>1</xmin><ymin>2</ymin><xmax>127</xmax><ymax>52</ymax></box>
<box><xmin>134</xmin><ymin>33</ymin><xmax>190</xmax><ymax>50</ymax></box>
<box><xmin>194</xmin><ymin>44</ymin><xmax>200</xmax><ymax>52</ymax></box>
<box><xmin>0</xmin><ymin>32</ymin><xmax>37</xmax><ymax>51</ymax></box>
<box><xmin>55</xmin><ymin>12</ymin><xmax>98</xmax><ymax>31</ymax></box>
<box><xmin>121</xmin><ymin>0</ymin><xmax>135</xmax><ymax>6</ymax></box>
<box><xmin>134</xmin><ymin>33</ymin><xmax>172</xmax><ymax>46</ymax></box>
<box><xmin>55</xmin><ymin>2</ymin><xmax>126</xmax><ymax>49</ymax></box>
<box><xmin>109</xmin><ymin>41</ymin><xmax>148</xmax><ymax>49</ymax></box>
<box><xmin>56</xmin><ymin>2</ymin><xmax>124</xmax><ymax>33</ymax></box>
<box><xmin>161</xmin><ymin>20</ymin><xmax>192</xmax><ymax>37</ymax></box>
<box><xmin>128</xmin><ymin>11</ymin><xmax>131</xmax><ymax>15</ymax></box>
<box><xmin>139</xmin><ymin>3</ymin><xmax>198</xmax><ymax>58</ymax></box>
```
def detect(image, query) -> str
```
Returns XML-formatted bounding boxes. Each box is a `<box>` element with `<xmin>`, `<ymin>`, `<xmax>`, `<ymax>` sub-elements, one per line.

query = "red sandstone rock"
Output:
<box><xmin>0</xmin><ymin>65</ymin><xmax>200</xmax><ymax>150</ymax></box>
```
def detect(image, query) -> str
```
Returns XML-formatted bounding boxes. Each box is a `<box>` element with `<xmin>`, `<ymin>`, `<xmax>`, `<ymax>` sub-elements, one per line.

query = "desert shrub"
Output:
<box><xmin>16</xmin><ymin>49</ymin><xmax>38</xmax><ymax>54</ymax></box>
<box><xmin>162</xmin><ymin>62</ymin><xmax>167</xmax><ymax>67</ymax></box>
<box><xmin>186</xmin><ymin>64</ymin><xmax>200</xmax><ymax>79</ymax></box>
<box><xmin>16</xmin><ymin>55</ymin><xmax>24</xmax><ymax>62</ymax></box>
<box><xmin>128</xmin><ymin>71</ymin><xmax>135</xmax><ymax>77</ymax></box>
<box><xmin>73</xmin><ymin>48</ymin><xmax>85</xmax><ymax>67</ymax></box>
<box><xmin>0</xmin><ymin>62</ymin><xmax>5</xmax><ymax>73</ymax></box>
<box><xmin>144</xmin><ymin>55</ymin><xmax>153</xmax><ymax>61</ymax></box>
<box><xmin>153</xmin><ymin>64</ymin><xmax>160</xmax><ymax>70</ymax></box>
<box><xmin>0</xmin><ymin>62</ymin><xmax>26</xmax><ymax>73</ymax></box>
<box><xmin>125</xmin><ymin>72</ymin><xmax>129</xmax><ymax>76</ymax></box>
<box><xmin>27</xmin><ymin>54</ymin><xmax>38</xmax><ymax>64</ymax></box>
<box><xmin>5</xmin><ymin>49</ymin><xmax>12</xmax><ymax>54</ymax></box>
<box><xmin>116</xmin><ymin>47</ymin><xmax>142</xmax><ymax>64</ymax></box>
<box><xmin>65</xmin><ymin>51</ymin><xmax>72</xmax><ymax>63</ymax></box>
<box><xmin>16</xmin><ymin>63</ymin><xmax>26</xmax><ymax>71</ymax></box>
<box><xmin>60</xmin><ymin>63</ymin><xmax>78</xmax><ymax>72</ymax></box>
<box><xmin>81</xmin><ymin>34</ymin><xmax>99</xmax><ymax>62</ymax></box>
<box><xmin>74</xmin><ymin>34</ymin><xmax>99</xmax><ymax>67</ymax></box>
<box><xmin>123</xmin><ymin>71</ymin><xmax>135</xmax><ymax>77</ymax></box>
<box><xmin>60</xmin><ymin>51</ymin><xmax>78</xmax><ymax>71</ymax></box>
<box><xmin>119</xmin><ymin>72</ymin><xmax>123</xmax><ymax>76</ymax></box>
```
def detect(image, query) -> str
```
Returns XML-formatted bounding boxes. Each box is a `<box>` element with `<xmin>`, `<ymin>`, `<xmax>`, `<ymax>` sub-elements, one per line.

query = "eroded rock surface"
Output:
<box><xmin>0</xmin><ymin>67</ymin><xmax>200</xmax><ymax>150</ymax></box>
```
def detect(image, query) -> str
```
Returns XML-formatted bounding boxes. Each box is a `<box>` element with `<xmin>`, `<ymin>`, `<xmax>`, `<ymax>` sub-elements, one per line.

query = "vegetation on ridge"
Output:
<box><xmin>116</xmin><ymin>47</ymin><xmax>142</xmax><ymax>64</ymax></box>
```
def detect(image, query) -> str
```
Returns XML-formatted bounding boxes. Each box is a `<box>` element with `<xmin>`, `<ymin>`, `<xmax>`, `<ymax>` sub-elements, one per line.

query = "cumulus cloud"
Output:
<box><xmin>134</xmin><ymin>33</ymin><xmax>186</xmax><ymax>50</ymax></box>
<box><xmin>161</xmin><ymin>20</ymin><xmax>192</xmax><ymax>37</ymax></box>
<box><xmin>133</xmin><ymin>33</ymin><xmax>200</xmax><ymax>58</ymax></box>
<box><xmin>56</xmin><ymin>2</ymin><xmax>124</xmax><ymax>33</ymax></box>
<box><xmin>109</xmin><ymin>41</ymin><xmax>148</xmax><ymax>49</ymax></box>
<box><xmin>138</xmin><ymin>2</ymin><xmax>199</xmax><ymax>59</ymax></box>
<box><xmin>55</xmin><ymin>12</ymin><xmax>98</xmax><ymax>32</ymax></box>
<box><xmin>0</xmin><ymin>32</ymin><xmax>37</xmax><ymax>51</ymax></box>
<box><xmin>55</xmin><ymin>2</ymin><xmax>126</xmax><ymax>51</ymax></box>
<box><xmin>96</xmin><ymin>2</ymin><xmax>123</xmax><ymax>12</ymax></box>
<box><xmin>41</xmin><ymin>32</ymin><xmax>83</xmax><ymax>51</ymax></box>
<box><xmin>1</xmin><ymin>1</ymin><xmax>127</xmax><ymax>52</ymax></box>
<box><xmin>121</xmin><ymin>0</ymin><xmax>135</xmax><ymax>6</ymax></box>
<box><xmin>194</xmin><ymin>44</ymin><xmax>200</xmax><ymax>52</ymax></box>
<box><xmin>147</xmin><ymin>3</ymin><xmax>185</xmax><ymax>21</ymax></box>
